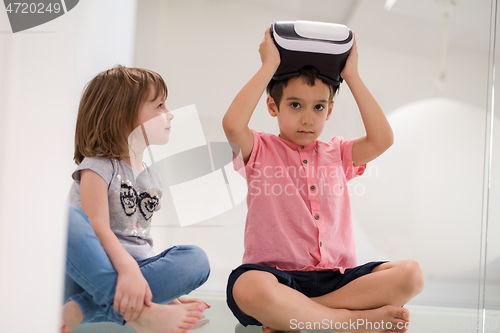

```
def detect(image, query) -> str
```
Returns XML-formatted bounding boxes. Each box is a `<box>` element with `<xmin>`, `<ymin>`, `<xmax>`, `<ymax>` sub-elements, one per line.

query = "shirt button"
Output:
<box><xmin>310</xmin><ymin>185</ymin><xmax>316</xmax><ymax>190</ymax></box>
<box><xmin>320</xmin><ymin>241</ymin><xmax>323</xmax><ymax>247</ymax></box>
<box><xmin>314</xmin><ymin>214</ymin><xmax>320</xmax><ymax>220</ymax></box>
<box><xmin>303</xmin><ymin>159</ymin><xmax>308</xmax><ymax>164</ymax></box>
<box><xmin>300</xmin><ymin>145</ymin><xmax>305</xmax><ymax>149</ymax></box>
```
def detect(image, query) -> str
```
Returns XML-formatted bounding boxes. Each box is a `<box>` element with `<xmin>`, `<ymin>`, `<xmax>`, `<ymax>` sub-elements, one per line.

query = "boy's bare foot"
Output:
<box><xmin>61</xmin><ymin>300</ymin><xmax>84</xmax><ymax>333</ymax></box>
<box><xmin>128</xmin><ymin>302</ymin><xmax>205</xmax><ymax>333</ymax></box>
<box><xmin>260</xmin><ymin>305</ymin><xmax>409</xmax><ymax>333</ymax></box>
<box><xmin>261</xmin><ymin>325</ymin><xmax>274</xmax><ymax>333</ymax></box>
<box><xmin>262</xmin><ymin>326</ymin><xmax>302</xmax><ymax>333</ymax></box>
<box><xmin>347</xmin><ymin>305</ymin><xmax>410</xmax><ymax>333</ymax></box>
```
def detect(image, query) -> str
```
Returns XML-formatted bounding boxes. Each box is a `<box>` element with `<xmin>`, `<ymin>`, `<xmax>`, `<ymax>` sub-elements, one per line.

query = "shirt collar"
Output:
<box><xmin>278</xmin><ymin>134</ymin><xmax>317</xmax><ymax>152</ymax></box>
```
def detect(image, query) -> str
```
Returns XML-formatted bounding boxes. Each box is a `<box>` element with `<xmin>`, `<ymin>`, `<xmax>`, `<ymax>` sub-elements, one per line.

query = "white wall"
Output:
<box><xmin>0</xmin><ymin>1</ymin><xmax>137</xmax><ymax>331</ymax></box>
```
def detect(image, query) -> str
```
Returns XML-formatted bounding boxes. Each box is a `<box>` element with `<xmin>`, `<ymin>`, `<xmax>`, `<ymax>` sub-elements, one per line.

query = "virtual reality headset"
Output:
<box><xmin>271</xmin><ymin>20</ymin><xmax>353</xmax><ymax>86</ymax></box>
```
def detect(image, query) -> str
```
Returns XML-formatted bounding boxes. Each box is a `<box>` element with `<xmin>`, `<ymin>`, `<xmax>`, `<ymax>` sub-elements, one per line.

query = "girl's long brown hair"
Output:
<box><xmin>74</xmin><ymin>65</ymin><xmax>167</xmax><ymax>164</ymax></box>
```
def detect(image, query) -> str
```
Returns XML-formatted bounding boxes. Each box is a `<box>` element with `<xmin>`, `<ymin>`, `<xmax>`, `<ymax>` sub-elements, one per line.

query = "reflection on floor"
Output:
<box><xmin>74</xmin><ymin>291</ymin><xmax>500</xmax><ymax>333</ymax></box>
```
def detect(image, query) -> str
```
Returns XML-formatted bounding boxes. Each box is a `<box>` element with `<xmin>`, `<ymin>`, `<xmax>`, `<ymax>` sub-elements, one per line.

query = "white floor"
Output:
<box><xmin>73</xmin><ymin>291</ymin><xmax>500</xmax><ymax>333</ymax></box>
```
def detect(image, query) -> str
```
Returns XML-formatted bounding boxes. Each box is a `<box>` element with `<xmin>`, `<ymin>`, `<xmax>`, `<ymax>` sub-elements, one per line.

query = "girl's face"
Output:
<box><xmin>135</xmin><ymin>88</ymin><xmax>173</xmax><ymax>146</ymax></box>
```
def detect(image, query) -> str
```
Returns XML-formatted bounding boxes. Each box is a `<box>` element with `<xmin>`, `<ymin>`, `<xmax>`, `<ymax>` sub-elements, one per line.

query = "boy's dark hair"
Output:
<box><xmin>266</xmin><ymin>65</ymin><xmax>338</xmax><ymax>109</ymax></box>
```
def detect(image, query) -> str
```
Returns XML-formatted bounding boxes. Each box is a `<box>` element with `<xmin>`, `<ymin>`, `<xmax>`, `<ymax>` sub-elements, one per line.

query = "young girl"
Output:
<box><xmin>62</xmin><ymin>65</ymin><xmax>211</xmax><ymax>333</ymax></box>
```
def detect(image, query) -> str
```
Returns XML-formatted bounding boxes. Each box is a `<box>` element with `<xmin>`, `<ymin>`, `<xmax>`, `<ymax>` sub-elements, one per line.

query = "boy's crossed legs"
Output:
<box><xmin>229</xmin><ymin>260</ymin><xmax>424</xmax><ymax>333</ymax></box>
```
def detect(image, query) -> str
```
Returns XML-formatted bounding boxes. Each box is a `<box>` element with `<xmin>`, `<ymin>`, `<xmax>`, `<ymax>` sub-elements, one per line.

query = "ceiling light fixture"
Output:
<box><xmin>384</xmin><ymin>0</ymin><xmax>398</xmax><ymax>11</ymax></box>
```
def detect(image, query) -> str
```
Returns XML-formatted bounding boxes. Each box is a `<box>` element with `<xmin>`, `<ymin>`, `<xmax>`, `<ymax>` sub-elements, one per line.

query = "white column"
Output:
<box><xmin>0</xmin><ymin>1</ymin><xmax>137</xmax><ymax>331</ymax></box>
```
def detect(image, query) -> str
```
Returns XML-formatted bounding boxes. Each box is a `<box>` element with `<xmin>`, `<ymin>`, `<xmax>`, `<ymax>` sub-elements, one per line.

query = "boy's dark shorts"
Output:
<box><xmin>226</xmin><ymin>261</ymin><xmax>387</xmax><ymax>327</ymax></box>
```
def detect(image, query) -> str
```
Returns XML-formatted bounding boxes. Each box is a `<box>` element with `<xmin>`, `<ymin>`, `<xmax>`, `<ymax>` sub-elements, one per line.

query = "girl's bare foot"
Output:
<box><xmin>61</xmin><ymin>300</ymin><xmax>84</xmax><ymax>333</ymax></box>
<box><xmin>61</xmin><ymin>322</ymin><xmax>69</xmax><ymax>333</ymax></box>
<box><xmin>172</xmin><ymin>296</ymin><xmax>211</xmax><ymax>309</ymax></box>
<box><xmin>128</xmin><ymin>302</ymin><xmax>205</xmax><ymax>333</ymax></box>
<box><xmin>169</xmin><ymin>296</ymin><xmax>211</xmax><ymax>329</ymax></box>
<box><xmin>191</xmin><ymin>317</ymin><xmax>210</xmax><ymax>330</ymax></box>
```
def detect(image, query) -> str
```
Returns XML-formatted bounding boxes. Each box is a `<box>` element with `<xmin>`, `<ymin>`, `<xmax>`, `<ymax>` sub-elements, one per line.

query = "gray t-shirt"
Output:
<box><xmin>68</xmin><ymin>156</ymin><xmax>163</xmax><ymax>259</ymax></box>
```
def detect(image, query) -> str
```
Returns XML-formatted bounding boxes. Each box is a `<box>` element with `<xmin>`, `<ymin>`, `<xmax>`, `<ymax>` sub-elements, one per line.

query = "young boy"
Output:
<box><xmin>222</xmin><ymin>27</ymin><xmax>424</xmax><ymax>333</ymax></box>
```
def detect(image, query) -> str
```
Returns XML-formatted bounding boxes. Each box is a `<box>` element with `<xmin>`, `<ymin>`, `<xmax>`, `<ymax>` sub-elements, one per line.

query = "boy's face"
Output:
<box><xmin>267</xmin><ymin>77</ymin><xmax>333</xmax><ymax>146</ymax></box>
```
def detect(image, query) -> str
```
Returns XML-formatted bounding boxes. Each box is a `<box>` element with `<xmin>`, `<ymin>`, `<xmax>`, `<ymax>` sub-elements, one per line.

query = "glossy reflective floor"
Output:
<box><xmin>73</xmin><ymin>291</ymin><xmax>500</xmax><ymax>333</ymax></box>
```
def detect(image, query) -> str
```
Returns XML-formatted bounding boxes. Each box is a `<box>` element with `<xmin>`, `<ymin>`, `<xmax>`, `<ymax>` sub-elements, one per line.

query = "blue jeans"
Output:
<box><xmin>64</xmin><ymin>204</ymin><xmax>210</xmax><ymax>325</ymax></box>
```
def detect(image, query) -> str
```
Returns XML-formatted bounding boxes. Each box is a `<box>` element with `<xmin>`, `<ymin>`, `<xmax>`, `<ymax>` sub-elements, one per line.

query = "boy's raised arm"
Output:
<box><xmin>343</xmin><ymin>37</ymin><xmax>394</xmax><ymax>167</ymax></box>
<box><xmin>222</xmin><ymin>27</ymin><xmax>280</xmax><ymax>163</ymax></box>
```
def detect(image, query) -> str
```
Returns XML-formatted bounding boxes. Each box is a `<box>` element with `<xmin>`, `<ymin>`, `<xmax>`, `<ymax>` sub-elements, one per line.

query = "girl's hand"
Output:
<box><xmin>177</xmin><ymin>296</ymin><xmax>211</xmax><ymax>309</ymax></box>
<box><xmin>341</xmin><ymin>34</ymin><xmax>359</xmax><ymax>81</ymax></box>
<box><xmin>113</xmin><ymin>267</ymin><xmax>153</xmax><ymax>322</ymax></box>
<box><xmin>259</xmin><ymin>26</ymin><xmax>281</xmax><ymax>69</ymax></box>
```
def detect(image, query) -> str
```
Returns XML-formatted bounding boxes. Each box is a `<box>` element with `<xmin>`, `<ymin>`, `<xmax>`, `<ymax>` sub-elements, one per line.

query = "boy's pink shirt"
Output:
<box><xmin>235</xmin><ymin>130</ymin><xmax>366</xmax><ymax>273</ymax></box>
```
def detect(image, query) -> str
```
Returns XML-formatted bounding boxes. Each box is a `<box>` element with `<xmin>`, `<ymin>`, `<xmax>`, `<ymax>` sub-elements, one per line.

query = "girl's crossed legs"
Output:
<box><xmin>63</xmin><ymin>204</ymin><xmax>211</xmax><ymax>332</ymax></box>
